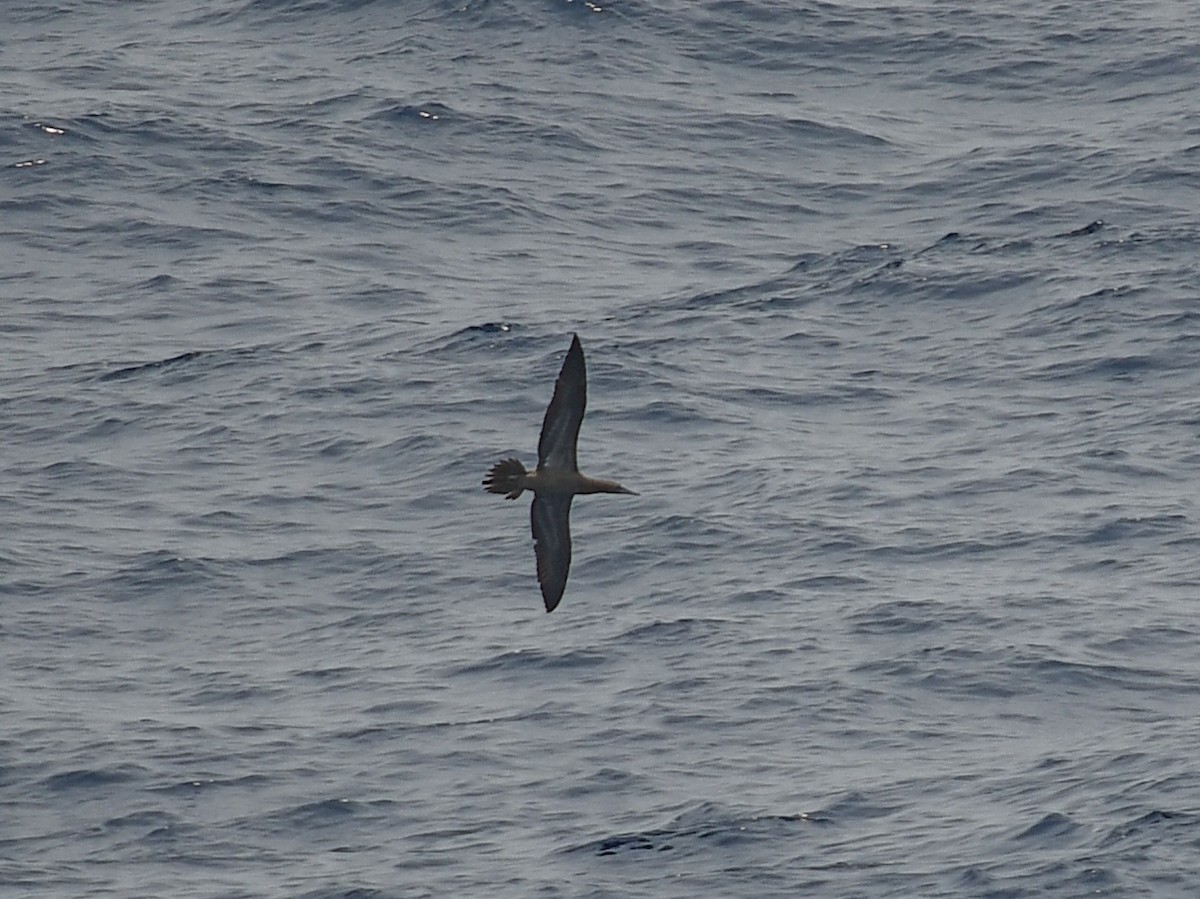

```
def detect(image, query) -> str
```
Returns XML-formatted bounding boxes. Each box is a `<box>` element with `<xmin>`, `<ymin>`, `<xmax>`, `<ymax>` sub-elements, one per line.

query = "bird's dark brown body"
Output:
<box><xmin>483</xmin><ymin>334</ymin><xmax>636</xmax><ymax>612</ymax></box>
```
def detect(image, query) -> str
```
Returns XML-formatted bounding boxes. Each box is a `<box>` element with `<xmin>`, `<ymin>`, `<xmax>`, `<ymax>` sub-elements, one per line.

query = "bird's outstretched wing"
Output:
<box><xmin>531</xmin><ymin>493</ymin><xmax>573</xmax><ymax>612</ymax></box>
<box><xmin>537</xmin><ymin>334</ymin><xmax>587</xmax><ymax>472</ymax></box>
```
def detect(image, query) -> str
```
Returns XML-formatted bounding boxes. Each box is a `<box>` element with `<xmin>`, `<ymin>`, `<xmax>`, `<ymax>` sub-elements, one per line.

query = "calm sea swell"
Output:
<box><xmin>4</xmin><ymin>0</ymin><xmax>1200</xmax><ymax>896</ymax></box>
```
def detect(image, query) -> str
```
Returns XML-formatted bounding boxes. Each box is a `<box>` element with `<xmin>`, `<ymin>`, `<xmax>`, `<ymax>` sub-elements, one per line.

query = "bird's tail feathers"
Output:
<box><xmin>483</xmin><ymin>458</ymin><xmax>528</xmax><ymax>499</ymax></box>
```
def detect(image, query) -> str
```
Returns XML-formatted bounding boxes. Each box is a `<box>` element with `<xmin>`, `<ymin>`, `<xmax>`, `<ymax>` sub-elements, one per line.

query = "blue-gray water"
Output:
<box><xmin>4</xmin><ymin>2</ymin><xmax>1200</xmax><ymax>897</ymax></box>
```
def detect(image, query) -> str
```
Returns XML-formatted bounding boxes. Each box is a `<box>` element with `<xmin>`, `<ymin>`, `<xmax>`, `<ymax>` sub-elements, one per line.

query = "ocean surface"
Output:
<box><xmin>4</xmin><ymin>1</ymin><xmax>1200</xmax><ymax>896</ymax></box>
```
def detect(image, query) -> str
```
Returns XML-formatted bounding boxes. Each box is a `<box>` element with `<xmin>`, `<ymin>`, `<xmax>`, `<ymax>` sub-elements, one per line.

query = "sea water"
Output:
<box><xmin>3</xmin><ymin>1</ymin><xmax>1199</xmax><ymax>896</ymax></box>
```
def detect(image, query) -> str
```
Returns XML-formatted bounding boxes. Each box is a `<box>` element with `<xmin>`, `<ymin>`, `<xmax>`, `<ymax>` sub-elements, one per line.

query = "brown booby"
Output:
<box><xmin>483</xmin><ymin>334</ymin><xmax>637</xmax><ymax>612</ymax></box>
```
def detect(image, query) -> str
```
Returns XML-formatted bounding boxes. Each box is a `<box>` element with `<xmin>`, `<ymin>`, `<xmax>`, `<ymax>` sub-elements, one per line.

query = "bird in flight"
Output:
<box><xmin>484</xmin><ymin>334</ymin><xmax>637</xmax><ymax>612</ymax></box>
